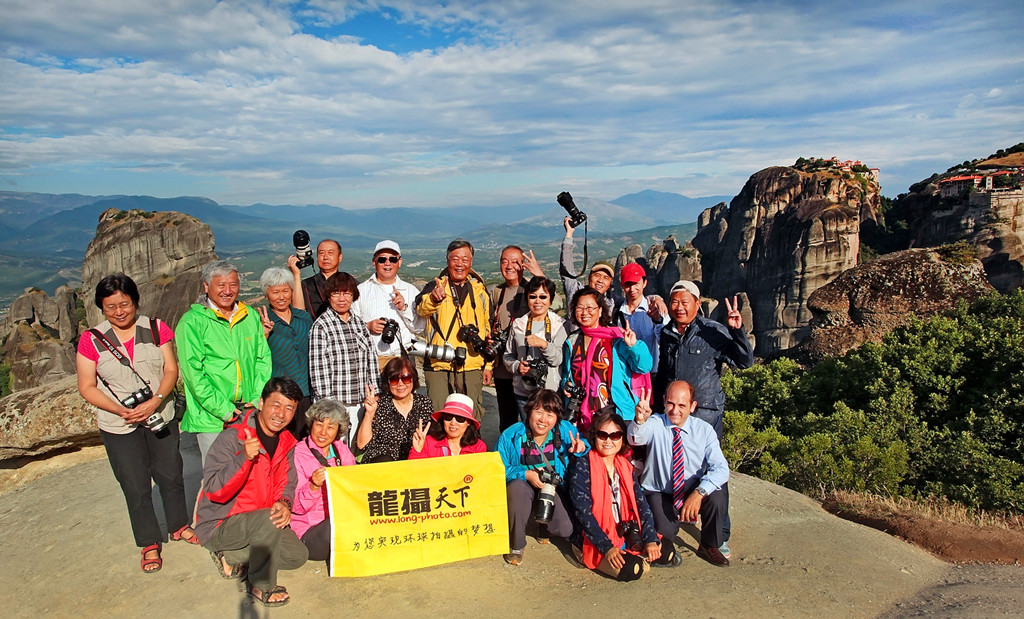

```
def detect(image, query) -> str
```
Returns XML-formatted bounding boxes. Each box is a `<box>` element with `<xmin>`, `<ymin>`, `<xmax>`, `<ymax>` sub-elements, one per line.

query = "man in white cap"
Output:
<box><xmin>353</xmin><ymin>240</ymin><xmax>425</xmax><ymax>370</ymax></box>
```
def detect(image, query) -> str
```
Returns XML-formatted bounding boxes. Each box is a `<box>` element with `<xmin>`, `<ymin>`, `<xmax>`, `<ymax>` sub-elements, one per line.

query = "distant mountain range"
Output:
<box><xmin>0</xmin><ymin>189</ymin><xmax>725</xmax><ymax>304</ymax></box>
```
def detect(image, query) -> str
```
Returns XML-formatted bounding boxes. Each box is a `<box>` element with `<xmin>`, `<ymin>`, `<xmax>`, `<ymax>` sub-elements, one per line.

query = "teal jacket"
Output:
<box><xmin>176</xmin><ymin>302</ymin><xmax>272</xmax><ymax>433</ymax></box>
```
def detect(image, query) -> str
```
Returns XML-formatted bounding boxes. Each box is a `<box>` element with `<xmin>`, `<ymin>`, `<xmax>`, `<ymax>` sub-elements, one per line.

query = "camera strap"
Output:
<box><xmin>88</xmin><ymin>327</ymin><xmax>150</xmax><ymax>397</ymax></box>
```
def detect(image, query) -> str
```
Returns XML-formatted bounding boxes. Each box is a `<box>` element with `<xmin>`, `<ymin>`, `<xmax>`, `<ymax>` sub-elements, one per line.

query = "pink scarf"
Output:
<box><xmin>577</xmin><ymin>326</ymin><xmax>651</xmax><ymax>428</ymax></box>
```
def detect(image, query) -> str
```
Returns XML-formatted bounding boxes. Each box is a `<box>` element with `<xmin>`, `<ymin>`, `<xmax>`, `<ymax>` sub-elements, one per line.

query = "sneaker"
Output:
<box><xmin>503</xmin><ymin>550</ymin><xmax>523</xmax><ymax>566</ymax></box>
<box><xmin>696</xmin><ymin>544</ymin><xmax>730</xmax><ymax>567</ymax></box>
<box><xmin>719</xmin><ymin>541</ymin><xmax>731</xmax><ymax>559</ymax></box>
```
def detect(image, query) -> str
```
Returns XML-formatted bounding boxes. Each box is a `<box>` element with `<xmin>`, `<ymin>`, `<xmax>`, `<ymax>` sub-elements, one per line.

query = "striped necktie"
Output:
<box><xmin>672</xmin><ymin>426</ymin><xmax>686</xmax><ymax>511</ymax></box>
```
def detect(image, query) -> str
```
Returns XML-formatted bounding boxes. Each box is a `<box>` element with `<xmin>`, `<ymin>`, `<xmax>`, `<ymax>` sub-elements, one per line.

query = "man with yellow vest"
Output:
<box><xmin>415</xmin><ymin>239</ymin><xmax>492</xmax><ymax>420</ymax></box>
<box><xmin>177</xmin><ymin>260</ymin><xmax>272</xmax><ymax>463</ymax></box>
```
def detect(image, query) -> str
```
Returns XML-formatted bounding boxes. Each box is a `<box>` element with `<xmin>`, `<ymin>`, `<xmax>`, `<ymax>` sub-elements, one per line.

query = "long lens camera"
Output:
<box><xmin>557</xmin><ymin>191</ymin><xmax>587</xmax><ymax>228</ymax></box>
<box><xmin>293</xmin><ymin>230</ymin><xmax>314</xmax><ymax>269</ymax></box>
<box><xmin>408</xmin><ymin>340</ymin><xmax>467</xmax><ymax>366</ymax></box>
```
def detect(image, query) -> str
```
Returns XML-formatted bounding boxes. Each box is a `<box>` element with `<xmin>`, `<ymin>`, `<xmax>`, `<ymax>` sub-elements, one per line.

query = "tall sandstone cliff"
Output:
<box><xmin>82</xmin><ymin>208</ymin><xmax>218</xmax><ymax>328</ymax></box>
<box><xmin>692</xmin><ymin>166</ymin><xmax>880</xmax><ymax>356</ymax></box>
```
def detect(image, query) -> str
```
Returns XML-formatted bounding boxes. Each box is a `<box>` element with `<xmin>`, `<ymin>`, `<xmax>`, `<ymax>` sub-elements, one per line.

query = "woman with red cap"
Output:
<box><xmin>409</xmin><ymin>393</ymin><xmax>487</xmax><ymax>458</ymax></box>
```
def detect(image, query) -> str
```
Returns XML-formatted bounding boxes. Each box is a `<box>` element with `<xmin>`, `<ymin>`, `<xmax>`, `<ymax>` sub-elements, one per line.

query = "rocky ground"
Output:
<box><xmin>1</xmin><ymin>389</ymin><xmax>1021</xmax><ymax>617</ymax></box>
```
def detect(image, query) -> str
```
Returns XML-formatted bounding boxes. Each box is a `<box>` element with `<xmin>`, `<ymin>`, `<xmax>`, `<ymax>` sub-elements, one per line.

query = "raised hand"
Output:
<box><xmin>391</xmin><ymin>286</ymin><xmax>406</xmax><ymax>311</ymax></box>
<box><xmin>634</xmin><ymin>387</ymin><xmax>653</xmax><ymax>425</ymax></box>
<box><xmin>287</xmin><ymin>254</ymin><xmax>301</xmax><ymax>274</ymax></box>
<box><xmin>257</xmin><ymin>306</ymin><xmax>274</xmax><ymax>338</ymax></box>
<box><xmin>622</xmin><ymin>322</ymin><xmax>637</xmax><ymax>347</ymax></box>
<box><xmin>310</xmin><ymin>466</ymin><xmax>326</xmax><ymax>491</ymax></box>
<box><xmin>563</xmin><ymin>216</ymin><xmax>576</xmax><ymax>238</ymax></box>
<box><xmin>363</xmin><ymin>384</ymin><xmax>378</xmax><ymax>417</ymax></box>
<box><xmin>724</xmin><ymin>295</ymin><xmax>743</xmax><ymax>329</ymax></box>
<box><xmin>569</xmin><ymin>430</ymin><xmax>586</xmax><ymax>453</ymax></box>
<box><xmin>411</xmin><ymin>418</ymin><xmax>427</xmax><ymax>453</ymax></box>
<box><xmin>525</xmin><ymin>333</ymin><xmax>547</xmax><ymax>349</ymax></box>
<box><xmin>242</xmin><ymin>427</ymin><xmax>260</xmax><ymax>461</ymax></box>
<box><xmin>430</xmin><ymin>276</ymin><xmax>448</xmax><ymax>303</ymax></box>
<box><xmin>524</xmin><ymin>250</ymin><xmax>545</xmax><ymax>278</ymax></box>
<box><xmin>647</xmin><ymin>295</ymin><xmax>667</xmax><ymax>321</ymax></box>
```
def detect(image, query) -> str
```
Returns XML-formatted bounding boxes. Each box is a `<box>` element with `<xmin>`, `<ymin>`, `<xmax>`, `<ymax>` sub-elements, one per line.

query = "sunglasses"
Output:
<box><xmin>527</xmin><ymin>294</ymin><xmax>549</xmax><ymax>300</ymax></box>
<box><xmin>595</xmin><ymin>430</ymin><xmax>623</xmax><ymax>441</ymax></box>
<box><xmin>388</xmin><ymin>374</ymin><xmax>414</xmax><ymax>385</ymax></box>
<box><xmin>441</xmin><ymin>413</ymin><xmax>469</xmax><ymax>424</ymax></box>
<box><xmin>375</xmin><ymin>256</ymin><xmax>400</xmax><ymax>264</ymax></box>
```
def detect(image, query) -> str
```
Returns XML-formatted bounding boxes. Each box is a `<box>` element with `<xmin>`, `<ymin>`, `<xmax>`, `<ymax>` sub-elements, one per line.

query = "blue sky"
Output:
<box><xmin>1</xmin><ymin>0</ymin><xmax>1021</xmax><ymax>209</ymax></box>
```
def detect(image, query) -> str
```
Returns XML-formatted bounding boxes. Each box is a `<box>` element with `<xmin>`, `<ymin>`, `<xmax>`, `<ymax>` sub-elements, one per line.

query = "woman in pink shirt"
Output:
<box><xmin>291</xmin><ymin>399</ymin><xmax>356</xmax><ymax>561</ymax></box>
<box><xmin>409</xmin><ymin>393</ymin><xmax>487</xmax><ymax>458</ymax></box>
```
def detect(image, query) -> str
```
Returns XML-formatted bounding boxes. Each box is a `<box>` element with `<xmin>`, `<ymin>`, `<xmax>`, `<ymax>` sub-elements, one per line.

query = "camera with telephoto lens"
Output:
<box><xmin>616</xmin><ymin>520</ymin><xmax>643</xmax><ymax>552</ymax></box>
<box><xmin>407</xmin><ymin>340</ymin><xmax>467</xmax><ymax>366</ymax></box>
<box><xmin>456</xmin><ymin>324</ymin><xmax>501</xmax><ymax>362</ymax></box>
<box><xmin>380</xmin><ymin>318</ymin><xmax>400</xmax><ymax>345</ymax></box>
<box><xmin>532</xmin><ymin>470</ymin><xmax>563</xmax><ymax>524</ymax></box>
<box><xmin>520</xmin><ymin>357</ymin><xmax>550</xmax><ymax>391</ymax></box>
<box><xmin>292</xmin><ymin>230</ymin><xmax>314</xmax><ymax>269</ymax></box>
<box><xmin>557</xmin><ymin>191</ymin><xmax>587</xmax><ymax>228</ymax></box>
<box><xmin>564</xmin><ymin>382</ymin><xmax>585</xmax><ymax>424</ymax></box>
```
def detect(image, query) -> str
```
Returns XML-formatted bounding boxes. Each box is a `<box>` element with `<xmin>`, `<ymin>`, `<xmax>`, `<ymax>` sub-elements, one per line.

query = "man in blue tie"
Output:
<box><xmin>628</xmin><ymin>380</ymin><xmax>730</xmax><ymax>567</ymax></box>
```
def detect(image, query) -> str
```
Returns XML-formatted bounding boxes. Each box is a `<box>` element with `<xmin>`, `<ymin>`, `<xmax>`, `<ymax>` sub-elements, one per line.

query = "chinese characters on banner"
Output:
<box><xmin>325</xmin><ymin>452</ymin><xmax>509</xmax><ymax>577</ymax></box>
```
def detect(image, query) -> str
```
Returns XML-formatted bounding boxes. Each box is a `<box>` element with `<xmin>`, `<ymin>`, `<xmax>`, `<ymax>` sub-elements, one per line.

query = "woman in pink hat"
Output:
<box><xmin>409</xmin><ymin>393</ymin><xmax>486</xmax><ymax>458</ymax></box>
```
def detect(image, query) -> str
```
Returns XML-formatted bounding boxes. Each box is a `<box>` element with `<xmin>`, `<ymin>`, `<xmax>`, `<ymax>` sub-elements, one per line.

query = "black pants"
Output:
<box><xmin>301</xmin><ymin>518</ymin><xmax>332</xmax><ymax>562</ymax></box>
<box><xmin>646</xmin><ymin>485</ymin><xmax>727</xmax><ymax>550</ymax></box>
<box><xmin>495</xmin><ymin>377</ymin><xmax>519</xmax><ymax>432</ymax></box>
<box><xmin>101</xmin><ymin>424</ymin><xmax>189</xmax><ymax>548</ymax></box>
<box><xmin>506</xmin><ymin>480</ymin><xmax>573</xmax><ymax>551</ymax></box>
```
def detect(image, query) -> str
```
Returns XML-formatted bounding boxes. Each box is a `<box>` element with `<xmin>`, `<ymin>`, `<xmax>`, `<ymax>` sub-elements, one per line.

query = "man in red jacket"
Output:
<box><xmin>195</xmin><ymin>377</ymin><xmax>308</xmax><ymax>608</ymax></box>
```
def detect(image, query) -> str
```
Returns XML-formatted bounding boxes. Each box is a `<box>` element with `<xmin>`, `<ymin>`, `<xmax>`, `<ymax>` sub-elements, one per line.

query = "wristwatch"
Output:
<box><xmin>156</xmin><ymin>393</ymin><xmax>164</xmax><ymax>400</ymax></box>
<box><xmin>696</xmin><ymin>487</ymin><xmax>708</xmax><ymax>497</ymax></box>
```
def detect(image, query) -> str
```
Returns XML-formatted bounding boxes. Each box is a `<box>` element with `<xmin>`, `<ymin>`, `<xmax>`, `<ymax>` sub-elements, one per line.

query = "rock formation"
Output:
<box><xmin>692</xmin><ymin>166</ymin><xmax>880</xmax><ymax>356</ymax></box>
<box><xmin>611</xmin><ymin>235</ymin><xmax>703</xmax><ymax>299</ymax></box>
<box><xmin>81</xmin><ymin>208</ymin><xmax>218</xmax><ymax>328</ymax></box>
<box><xmin>906</xmin><ymin>187</ymin><xmax>1024</xmax><ymax>293</ymax></box>
<box><xmin>0</xmin><ymin>287</ymin><xmax>79</xmax><ymax>391</ymax></box>
<box><xmin>794</xmin><ymin>248</ymin><xmax>994</xmax><ymax>361</ymax></box>
<box><xmin>0</xmin><ymin>377</ymin><xmax>95</xmax><ymax>460</ymax></box>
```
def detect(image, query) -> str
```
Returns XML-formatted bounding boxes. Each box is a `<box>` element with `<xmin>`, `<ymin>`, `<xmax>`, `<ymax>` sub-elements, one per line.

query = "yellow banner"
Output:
<box><xmin>325</xmin><ymin>452</ymin><xmax>509</xmax><ymax>577</ymax></box>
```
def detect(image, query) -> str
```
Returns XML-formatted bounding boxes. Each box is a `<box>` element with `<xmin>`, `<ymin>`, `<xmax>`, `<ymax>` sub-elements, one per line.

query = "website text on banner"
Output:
<box><xmin>326</xmin><ymin>452</ymin><xmax>509</xmax><ymax>577</ymax></box>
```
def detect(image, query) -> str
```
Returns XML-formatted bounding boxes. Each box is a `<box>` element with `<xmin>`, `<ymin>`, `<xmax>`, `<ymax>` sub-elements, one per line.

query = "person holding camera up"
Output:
<box><xmin>490</xmin><ymin>244</ymin><xmax>546</xmax><ymax>431</ymax></box>
<box><xmin>569</xmin><ymin>409</ymin><xmax>669</xmax><ymax>580</ymax></box>
<box><xmin>560</xmin><ymin>215</ymin><xmax>623</xmax><ymax>325</ymax></box>
<box><xmin>76</xmin><ymin>273</ymin><xmax>196</xmax><ymax>574</ymax></box>
<box><xmin>353</xmin><ymin>240</ymin><xmax>425</xmax><ymax>370</ymax></box>
<box><xmin>415</xmin><ymin>238</ymin><xmax>493</xmax><ymax>419</ymax></box>
<box><xmin>502</xmin><ymin>276</ymin><xmax>567</xmax><ymax>425</ymax></box>
<box><xmin>496</xmin><ymin>389</ymin><xmax>588</xmax><ymax>566</ymax></box>
<box><xmin>300</xmin><ymin>238</ymin><xmax>343</xmax><ymax>319</ymax></box>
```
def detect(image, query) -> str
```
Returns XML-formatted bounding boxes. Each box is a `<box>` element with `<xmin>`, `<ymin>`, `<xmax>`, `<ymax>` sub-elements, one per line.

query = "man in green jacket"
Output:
<box><xmin>177</xmin><ymin>260</ymin><xmax>272</xmax><ymax>462</ymax></box>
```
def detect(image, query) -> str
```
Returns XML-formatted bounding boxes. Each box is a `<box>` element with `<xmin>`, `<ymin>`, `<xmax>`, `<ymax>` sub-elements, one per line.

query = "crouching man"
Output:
<box><xmin>628</xmin><ymin>380</ymin><xmax>730</xmax><ymax>567</ymax></box>
<box><xmin>194</xmin><ymin>377</ymin><xmax>309</xmax><ymax>607</ymax></box>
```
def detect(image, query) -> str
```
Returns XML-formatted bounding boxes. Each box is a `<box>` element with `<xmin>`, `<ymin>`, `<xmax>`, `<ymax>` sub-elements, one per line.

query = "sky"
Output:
<box><xmin>1</xmin><ymin>0</ymin><xmax>1022</xmax><ymax>209</ymax></box>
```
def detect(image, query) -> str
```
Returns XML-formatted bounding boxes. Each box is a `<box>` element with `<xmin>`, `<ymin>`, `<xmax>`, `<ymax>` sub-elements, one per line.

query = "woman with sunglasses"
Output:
<box><xmin>569</xmin><ymin>409</ymin><xmax>670</xmax><ymax>580</ymax></box>
<box><xmin>409</xmin><ymin>393</ymin><xmax>486</xmax><ymax>458</ymax></box>
<box><xmin>355</xmin><ymin>357</ymin><xmax>435</xmax><ymax>463</ymax></box>
<box><xmin>560</xmin><ymin>287</ymin><xmax>652</xmax><ymax>430</ymax></box>
<box><xmin>503</xmin><ymin>277</ymin><xmax>567</xmax><ymax>425</ymax></box>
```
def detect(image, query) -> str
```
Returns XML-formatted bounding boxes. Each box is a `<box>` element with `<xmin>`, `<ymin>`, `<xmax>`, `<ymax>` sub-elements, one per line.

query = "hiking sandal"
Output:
<box><xmin>140</xmin><ymin>544</ymin><xmax>162</xmax><ymax>574</ymax></box>
<box><xmin>247</xmin><ymin>583</ymin><xmax>290</xmax><ymax>607</ymax></box>
<box><xmin>209</xmin><ymin>550</ymin><xmax>246</xmax><ymax>580</ymax></box>
<box><xmin>171</xmin><ymin>525</ymin><xmax>200</xmax><ymax>545</ymax></box>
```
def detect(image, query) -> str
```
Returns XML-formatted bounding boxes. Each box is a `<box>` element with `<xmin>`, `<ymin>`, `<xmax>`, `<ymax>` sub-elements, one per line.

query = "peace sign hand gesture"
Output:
<box><xmin>257</xmin><ymin>306</ymin><xmax>274</xmax><ymax>338</ymax></box>
<box><xmin>524</xmin><ymin>250</ymin><xmax>546</xmax><ymax>278</ymax></box>
<box><xmin>622</xmin><ymin>322</ymin><xmax>638</xmax><ymax>347</ymax></box>
<box><xmin>634</xmin><ymin>387</ymin><xmax>653</xmax><ymax>425</ymax></box>
<box><xmin>411</xmin><ymin>418</ymin><xmax>427</xmax><ymax>453</ymax></box>
<box><xmin>724</xmin><ymin>295</ymin><xmax>743</xmax><ymax>330</ymax></box>
<box><xmin>363</xmin><ymin>384</ymin><xmax>379</xmax><ymax>417</ymax></box>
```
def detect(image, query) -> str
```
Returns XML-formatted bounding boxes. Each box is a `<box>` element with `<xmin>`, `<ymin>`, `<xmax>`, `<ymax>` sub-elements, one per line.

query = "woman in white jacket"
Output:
<box><xmin>503</xmin><ymin>277</ymin><xmax>568</xmax><ymax>422</ymax></box>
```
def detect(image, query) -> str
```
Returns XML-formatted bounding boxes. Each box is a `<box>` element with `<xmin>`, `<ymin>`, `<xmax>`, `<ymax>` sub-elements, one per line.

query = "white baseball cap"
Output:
<box><xmin>374</xmin><ymin>240</ymin><xmax>401</xmax><ymax>256</ymax></box>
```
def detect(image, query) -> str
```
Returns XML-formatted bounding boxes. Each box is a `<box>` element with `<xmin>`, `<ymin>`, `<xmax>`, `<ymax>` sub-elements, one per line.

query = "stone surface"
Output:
<box><xmin>0</xmin><ymin>286</ymin><xmax>79</xmax><ymax>392</ymax></box>
<box><xmin>692</xmin><ymin>166</ymin><xmax>880</xmax><ymax>356</ymax></box>
<box><xmin>81</xmin><ymin>208</ymin><xmax>218</xmax><ymax>329</ymax></box>
<box><xmin>644</xmin><ymin>235</ymin><xmax>703</xmax><ymax>298</ymax></box>
<box><xmin>0</xmin><ymin>376</ymin><xmax>96</xmax><ymax>460</ymax></box>
<box><xmin>794</xmin><ymin>248</ymin><xmax>994</xmax><ymax>361</ymax></box>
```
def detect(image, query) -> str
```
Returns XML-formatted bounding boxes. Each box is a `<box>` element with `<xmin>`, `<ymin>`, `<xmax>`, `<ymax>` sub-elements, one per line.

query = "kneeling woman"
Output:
<box><xmin>496</xmin><ymin>389</ymin><xmax>588</xmax><ymax>565</ymax></box>
<box><xmin>569</xmin><ymin>410</ymin><xmax>670</xmax><ymax>580</ymax></box>
<box><xmin>291</xmin><ymin>399</ymin><xmax>357</xmax><ymax>561</ymax></box>
<box><xmin>409</xmin><ymin>393</ymin><xmax>487</xmax><ymax>458</ymax></box>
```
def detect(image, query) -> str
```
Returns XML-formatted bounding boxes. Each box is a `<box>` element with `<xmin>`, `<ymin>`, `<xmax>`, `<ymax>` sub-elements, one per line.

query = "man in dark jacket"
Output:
<box><xmin>195</xmin><ymin>377</ymin><xmax>308</xmax><ymax>608</ymax></box>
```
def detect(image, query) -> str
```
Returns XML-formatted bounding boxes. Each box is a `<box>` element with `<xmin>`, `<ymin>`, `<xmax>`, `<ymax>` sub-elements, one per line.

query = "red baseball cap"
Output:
<box><xmin>620</xmin><ymin>262</ymin><xmax>646</xmax><ymax>284</ymax></box>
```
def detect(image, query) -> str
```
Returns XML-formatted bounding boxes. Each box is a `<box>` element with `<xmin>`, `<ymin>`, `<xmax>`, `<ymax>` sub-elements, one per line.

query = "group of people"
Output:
<box><xmin>75</xmin><ymin>216</ymin><xmax>754</xmax><ymax>606</ymax></box>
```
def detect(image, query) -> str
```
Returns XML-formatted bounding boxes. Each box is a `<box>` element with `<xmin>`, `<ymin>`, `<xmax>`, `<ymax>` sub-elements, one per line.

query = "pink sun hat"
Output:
<box><xmin>431</xmin><ymin>393</ymin><xmax>480</xmax><ymax>428</ymax></box>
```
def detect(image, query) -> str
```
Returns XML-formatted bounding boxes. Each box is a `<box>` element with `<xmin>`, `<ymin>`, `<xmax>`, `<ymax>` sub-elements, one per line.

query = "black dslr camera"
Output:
<box><xmin>557</xmin><ymin>191</ymin><xmax>587</xmax><ymax>228</ymax></box>
<box><xmin>121</xmin><ymin>386</ymin><xmax>168</xmax><ymax>433</ymax></box>
<box><xmin>616</xmin><ymin>520</ymin><xmax>643</xmax><ymax>551</ymax></box>
<box><xmin>292</xmin><ymin>230</ymin><xmax>314</xmax><ymax>269</ymax></box>
<box><xmin>380</xmin><ymin>318</ymin><xmax>400</xmax><ymax>345</ymax></box>
<box><xmin>521</xmin><ymin>357</ymin><xmax>549</xmax><ymax>391</ymax></box>
<box><xmin>457</xmin><ymin>324</ymin><xmax>500</xmax><ymax>362</ymax></box>
<box><xmin>564</xmin><ymin>383</ymin><xmax>585</xmax><ymax>424</ymax></box>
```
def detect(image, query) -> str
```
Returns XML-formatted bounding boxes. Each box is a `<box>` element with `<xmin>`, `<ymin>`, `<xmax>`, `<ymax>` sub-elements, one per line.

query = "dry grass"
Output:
<box><xmin>827</xmin><ymin>490</ymin><xmax>1024</xmax><ymax>532</ymax></box>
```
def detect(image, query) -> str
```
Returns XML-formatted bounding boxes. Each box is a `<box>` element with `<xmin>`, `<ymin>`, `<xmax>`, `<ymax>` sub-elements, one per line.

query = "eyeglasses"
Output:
<box><xmin>441</xmin><ymin>413</ymin><xmax>469</xmax><ymax>424</ymax></box>
<box><xmin>330</xmin><ymin>290</ymin><xmax>354</xmax><ymax>298</ymax></box>
<box><xmin>527</xmin><ymin>294</ymin><xmax>549</xmax><ymax>300</ymax></box>
<box><xmin>388</xmin><ymin>374</ymin><xmax>414</xmax><ymax>385</ymax></box>
<box><xmin>576</xmin><ymin>305</ymin><xmax>600</xmax><ymax>313</ymax></box>
<box><xmin>595</xmin><ymin>430</ymin><xmax>623</xmax><ymax>441</ymax></box>
<box><xmin>375</xmin><ymin>256</ymin><xmax>400</xmax><ymax>264</ymax></box>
